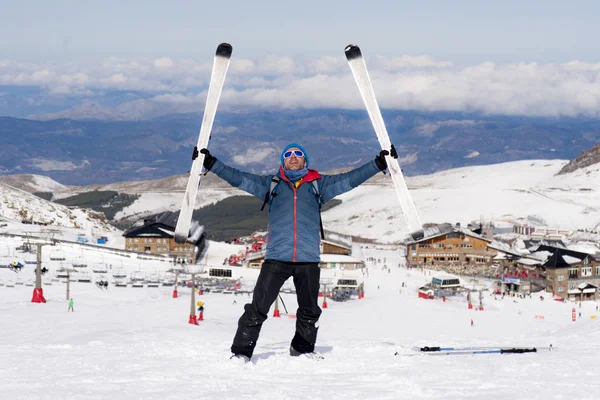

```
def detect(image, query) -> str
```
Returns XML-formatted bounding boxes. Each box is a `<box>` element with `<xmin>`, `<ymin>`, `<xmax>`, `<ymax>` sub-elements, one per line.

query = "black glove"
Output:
<box><xmin>375</xmin><ymin>150</ymin><xmax>389</xmax><ymax>171</ymax></box>
<box><xmin>199</xmin><ymin>147</ymin><xmax>217</xmax><ymax>171</ymax></box>
<box><xmin>390</xmin><ymin>144</ymin><xmax>398</xmax><ymax>159</ymax></box>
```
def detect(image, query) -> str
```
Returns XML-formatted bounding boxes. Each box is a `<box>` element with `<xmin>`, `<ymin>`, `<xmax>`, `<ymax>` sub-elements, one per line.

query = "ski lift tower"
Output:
<box><xmin>185</xmin><ymin>265</ymin><xmax>205</xmax><ymax>325</ymax></box>
<box><xmin>319</xmin><ymin>278</ymin><xmax>334</xmax><ymax>309</ymax></box>
<box><xmin>30</xmin><ymin>239</ymin><xmax>56</xmax><ymax>303</ymax></box>
<box><xmin>168</xmin><ymin>260</ymin><xmax>184</xmax><ymax>299</ymax></box>
<box><xmin>58</xmin><ymin>266</ymin><xmax>77</xmax><ymax>301</ymax></box>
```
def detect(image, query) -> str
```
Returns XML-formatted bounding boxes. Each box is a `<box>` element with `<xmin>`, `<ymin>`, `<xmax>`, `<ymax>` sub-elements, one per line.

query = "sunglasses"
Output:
<box><xmin>283</xmin><ymin>150</ymin><xmax>304</xmax><ymax>158</ymax></box>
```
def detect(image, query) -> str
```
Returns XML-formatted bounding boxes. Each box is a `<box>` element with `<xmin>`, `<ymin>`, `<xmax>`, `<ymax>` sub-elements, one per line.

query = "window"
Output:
<box><xmin>568</xmin><ymin>268</ymin><xmax>578</xmax><ymax>279</ymax></box>
<box><xmin>582</xmin><ymin>267</ymin><xmax>592</xmax><ymax>277</ymax></box>
<box><xmin>446</xmin><ymin>244</ymin><xmax>453</xmax><ymax>249</ymax></box>
<box><xmin>558</xmin><ymin>286</ymin><xmax>565</xmax><ymax>292</ymax></box>
<box><xmin>448</xmin><ymin>233</ymin><xmax>460</xmax><ymax>239</ymax></box>
<box><xmin>144</xmin><ymin>247</ymin><xmax>151</xmax><ymax>253</ymax></box>
<box><xmin>209</xmin><ymin>269</ymin><xmax>233</xmax><ymax>278</ymax></box>
<box><xmin>557</xmin><ymin>275</ymin><xmax>565</xmax><ymax>281</ymax></box>
<box><xmin>596</xmin><ymin>266</ymin><xmax>600</xmax><ymax>276</ymax></box>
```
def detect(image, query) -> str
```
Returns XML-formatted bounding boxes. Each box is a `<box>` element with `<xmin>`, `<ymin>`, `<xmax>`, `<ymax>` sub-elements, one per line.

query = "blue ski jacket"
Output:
<box><xmin>210</xmin><ymin>159</ymin><xmax>381</xmax><ymax>262</ymax></box>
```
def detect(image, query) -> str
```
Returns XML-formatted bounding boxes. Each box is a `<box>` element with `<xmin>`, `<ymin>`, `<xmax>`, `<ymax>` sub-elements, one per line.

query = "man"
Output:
<box><xmin>199</xmin><ymin>142</ymin><xmax>393</xmax><ymax>362</ymax></box>
<box><xmin>68</xmin><ymin>298</ymin><xmax>74</xmax><ymax>312</ymax></box>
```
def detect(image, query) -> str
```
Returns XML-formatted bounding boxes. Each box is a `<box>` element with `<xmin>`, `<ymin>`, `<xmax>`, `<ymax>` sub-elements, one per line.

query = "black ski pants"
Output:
<box><xmin>231</xmin><ymin>259</ymin><xmax>322</xmax><ymax>359</ymax></box>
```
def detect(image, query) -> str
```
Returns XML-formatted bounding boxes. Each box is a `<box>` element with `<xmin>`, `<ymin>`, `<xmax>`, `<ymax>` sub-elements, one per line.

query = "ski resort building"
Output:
<box><xmin>122</xmin><ymin>212</ymin><xmax>206</xmax><ymax>263</ymax></box>
<box><xmin>539</xmin><ymin>245</ymin><xmax>599</xmax><ymax>301</ymax></box>
<box><xmin>406</xmin><ymin>223</ymin><xmax>497</xmax><ymax>270</ymax></box>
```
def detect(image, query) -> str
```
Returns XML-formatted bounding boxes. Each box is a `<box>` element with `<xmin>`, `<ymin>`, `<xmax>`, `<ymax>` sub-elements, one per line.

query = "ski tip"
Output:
<box><xmin>344</xmin><ymin>44</ymin><xmax>362</xmax><ymax>60</ymax></box>
<box><xmin>173</xmin><ymin>234</ymin><xmax>188</xmax><ymax>244</ymax></box>
<box><xmin>216</xmin><ymin>43</ymin><xmax>233</xmax><ymax>58</ymax></box>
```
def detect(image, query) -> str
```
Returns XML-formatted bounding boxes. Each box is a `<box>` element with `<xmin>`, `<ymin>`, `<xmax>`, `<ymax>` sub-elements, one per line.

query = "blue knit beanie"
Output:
<box><xmin>280</xmin><ymin>142</ymin><xmax>309</xmax><ymax>167</ymax></box>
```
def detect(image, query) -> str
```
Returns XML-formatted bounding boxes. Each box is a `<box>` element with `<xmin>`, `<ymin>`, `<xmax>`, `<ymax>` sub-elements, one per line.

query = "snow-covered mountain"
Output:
<box><xmin>0</xmin><ymin>182</ymin><xmax>122</xmax><ymax>242</ymax></box>
<box><xmin>3</xmin><ymin>158</ymin><xmax>600</xmax><ymax>243</ymax></box>
<box><xmin>0</xmin><ymin>174</ymin><xmax>72</xmax><ymax>194</ymax></box>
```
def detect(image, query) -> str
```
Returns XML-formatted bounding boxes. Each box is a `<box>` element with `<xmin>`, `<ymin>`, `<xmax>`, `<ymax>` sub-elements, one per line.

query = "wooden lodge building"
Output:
<box><xmin>406</xmin><ymin>223</ymin><xmax>496</xmax><ymax>268</ymax></box>
<box><xmin>122</xmin><ymin>212</ymin><xmax>206</xmax><ymax>263</ymax></box>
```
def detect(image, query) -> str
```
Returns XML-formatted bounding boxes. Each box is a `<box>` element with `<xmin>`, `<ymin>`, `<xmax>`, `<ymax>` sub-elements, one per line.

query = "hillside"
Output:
<box><xmin>558</xmin><ymin>142</ymin><xmax>600</xmax><ymax>175</ymax></box>
<box><xmin>0</xmin><ymin>182</ymin><xmax>121</xmax><ymax>239</ymax></box>
<box><xmin>4</xmin><ymin>158</ymin><xmax>600</xmax><ymax>243</ymax></box>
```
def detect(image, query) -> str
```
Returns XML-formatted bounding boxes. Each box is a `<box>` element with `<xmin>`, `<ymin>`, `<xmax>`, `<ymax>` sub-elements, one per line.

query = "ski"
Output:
<box><xmin>174</xmin><ymin>43</ymin><xmax>232</xmax><ymax>244</ymax></box>
<box><xmin>345</xmin><ymin>44</ymin><xmax>422</xmax><ymax>233</ymax></box>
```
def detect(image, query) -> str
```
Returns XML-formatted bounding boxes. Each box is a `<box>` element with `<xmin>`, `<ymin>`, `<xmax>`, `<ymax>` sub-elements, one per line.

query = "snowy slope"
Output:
<box><xmin>324</xmin><ymin>159</ymin><xmax>600</xmax><ymax>242</ymax></box>
<box><xmin>0</xmin><ymin>243</ymin><xmax>598</xmax><ymax>400</ymax></box>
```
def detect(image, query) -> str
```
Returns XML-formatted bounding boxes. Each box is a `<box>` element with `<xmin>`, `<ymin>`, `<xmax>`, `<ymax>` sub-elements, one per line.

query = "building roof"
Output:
<box><xmin>536</xmin><ymin>244</ymin><xmax>590</xmax><ymax>262</ymax></box>
<box><xmin>123</xmin><ymin>211</ymin><xmax>204</xmax><ymax>243</ymax></box>
<box><xmin>321</xmin><ymin>240</ymin><xmax>351</xmax><ymax>250</ymax></box>
<box><xmin>544</xmin><ymin>252</ymin><xmax>571</xmax><ymax>268</ymax></box>
<box><xmin>320</xmin><ymin>254</ymin><xmax>363</xmax><ymax>263</ymax></box>
<box><xmin>323</xmin><ymin>230</ymin><xmax>352</xmax><ymax>248</ymax></box>
<box><xmin>406</xmin><ymin>223</ymin><xmax>492</xmax><ymax>245</ymax></box>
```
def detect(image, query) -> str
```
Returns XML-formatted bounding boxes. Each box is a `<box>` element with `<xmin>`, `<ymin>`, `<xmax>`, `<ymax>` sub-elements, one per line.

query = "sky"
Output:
<box><xmin>2</xmin><ymin>0</ymin><xmax>600</xmax><ymax>117</ymax></box>
<box><xmin>2</xmin><ymin>0</ymin><xmax>600</xmax><ymax>63</ymax></box>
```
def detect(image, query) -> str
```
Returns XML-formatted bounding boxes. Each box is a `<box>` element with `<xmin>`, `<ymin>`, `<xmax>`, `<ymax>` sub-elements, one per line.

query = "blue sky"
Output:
<box><xmin>1</xmin><ymin>0</ymin><xmax>600</xmax><ymax>118</ymax></box>
<box><xmin>1</xmin><ymin>0</ymin><xmax>599</xmax><ymax>63</ymax></box>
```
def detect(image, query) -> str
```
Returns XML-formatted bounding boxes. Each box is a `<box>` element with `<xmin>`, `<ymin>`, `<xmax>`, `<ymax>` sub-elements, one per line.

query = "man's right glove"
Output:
<box><xmin>375</xmin><ymin>149</ymin><xmax>390</xmax><ymax>171</ymax></box>
<box><xmin>196</xmin><ymin>147</ymin><xmax>217</xmax><ymax>171</ymax></box>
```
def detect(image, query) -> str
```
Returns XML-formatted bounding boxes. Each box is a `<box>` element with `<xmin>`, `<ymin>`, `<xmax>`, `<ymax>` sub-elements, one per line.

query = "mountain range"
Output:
<box><xmin>2</xmin><ymin>109</ymin><xmax>600</xmax><ymax>185</ymax></box>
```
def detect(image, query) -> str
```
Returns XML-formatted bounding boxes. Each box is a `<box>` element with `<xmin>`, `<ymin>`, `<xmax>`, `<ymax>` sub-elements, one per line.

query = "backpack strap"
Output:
<box><xmin>261</xmin><ymin>176</ymin><xmax>281</xmax><ymax>211</ymax></box>
<box><xmin>311</xmin><ymin>180</ymin><xmax>325</xmax><ymax>240</ymax></box>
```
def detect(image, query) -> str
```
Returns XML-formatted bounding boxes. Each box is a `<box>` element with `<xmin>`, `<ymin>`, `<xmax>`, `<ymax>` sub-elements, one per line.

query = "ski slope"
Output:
<box><xmin>1</xmin><ymin>243</ymin><xmax>599</xmax><ymax>399</ymax></box>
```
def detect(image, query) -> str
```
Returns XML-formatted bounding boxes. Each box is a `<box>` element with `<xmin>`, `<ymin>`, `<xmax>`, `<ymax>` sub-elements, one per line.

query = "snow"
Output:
<box><xmin>1</xmin><ymin>236</ymin><xmax>600</xmax><ymax>399</ymax></box>
<box><xmin>112</xmin><ymin>189</ymin><xmax>247</xmax><ymax>220</ymax></box>
<box><xmin>324</xmin><ymin>159</ymin><xmax>600</xmax><ymax>242</ymax></box>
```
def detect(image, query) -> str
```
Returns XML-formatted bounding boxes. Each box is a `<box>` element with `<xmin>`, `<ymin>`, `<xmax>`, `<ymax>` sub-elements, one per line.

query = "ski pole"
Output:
<box><xmin>278</xmin><ymin>294</ymin><xmax>289</xmax><ymax>314</ymax></box>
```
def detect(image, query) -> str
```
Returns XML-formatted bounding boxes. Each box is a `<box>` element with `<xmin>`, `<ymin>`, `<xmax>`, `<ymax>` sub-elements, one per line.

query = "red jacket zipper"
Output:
<box><xmin>292</xmin><ymin>185</ymin><xmax>297</xmax><ymax>262</ymax></box>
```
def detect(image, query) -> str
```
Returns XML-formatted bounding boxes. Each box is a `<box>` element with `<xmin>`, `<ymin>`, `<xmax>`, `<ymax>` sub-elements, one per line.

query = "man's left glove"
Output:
<box><xmin>193</xmin><ymin>147</ymin><xmax>217</xmax><ymax>171</ymax></box>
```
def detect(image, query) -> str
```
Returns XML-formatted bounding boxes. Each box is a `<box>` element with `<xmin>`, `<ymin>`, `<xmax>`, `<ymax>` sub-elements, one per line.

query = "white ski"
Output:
<box><xmin>174</xmin><ymin>43</ymin><xmax>232</xmax><ymax>244</ymax></box>
<box><xmin>345</xmin><ymin>44</ymin><xmax>422</xmax><ymax>233</ymax></box>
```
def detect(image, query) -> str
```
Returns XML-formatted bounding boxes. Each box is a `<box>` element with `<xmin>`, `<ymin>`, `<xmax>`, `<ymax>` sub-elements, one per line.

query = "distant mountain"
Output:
<box><xmin>557</xmin><ymin>143</ymin><xmax>600</xmax><ymax>175</ymax></box>
<box><xmin>2</xmin><ymin>110</ymin><xmax>600</xmax><ymax>186</ymax></box>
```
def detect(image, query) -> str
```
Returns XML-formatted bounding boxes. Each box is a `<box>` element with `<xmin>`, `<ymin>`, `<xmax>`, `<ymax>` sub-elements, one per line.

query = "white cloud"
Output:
<box><xmin>2</xmin><ymin>54</ymin><xmax>600</xmax><ymax>117</ymax></box>
<box><xmin>50</xmin><ymin>85</ymin><xmax>72</xmax><ymax>94</ymax></box>
<box><xmin>154</xmin><ymin>57</ymin><xmax>174</xmax><ymax>68</ymax></box>
<box><xmin>232</xmin><ymin>147</ymin><xmax>277</xmax><ymax>166</ymax></box>
<box><xmin>108</xmin><ymin>73</ymin><xmax>127</xmax><ymax>83</ymax></box>
<box><xmin>28</xmin><ymin>159</ymin><xmax>80</xmax><ymax>171</ymax></box>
